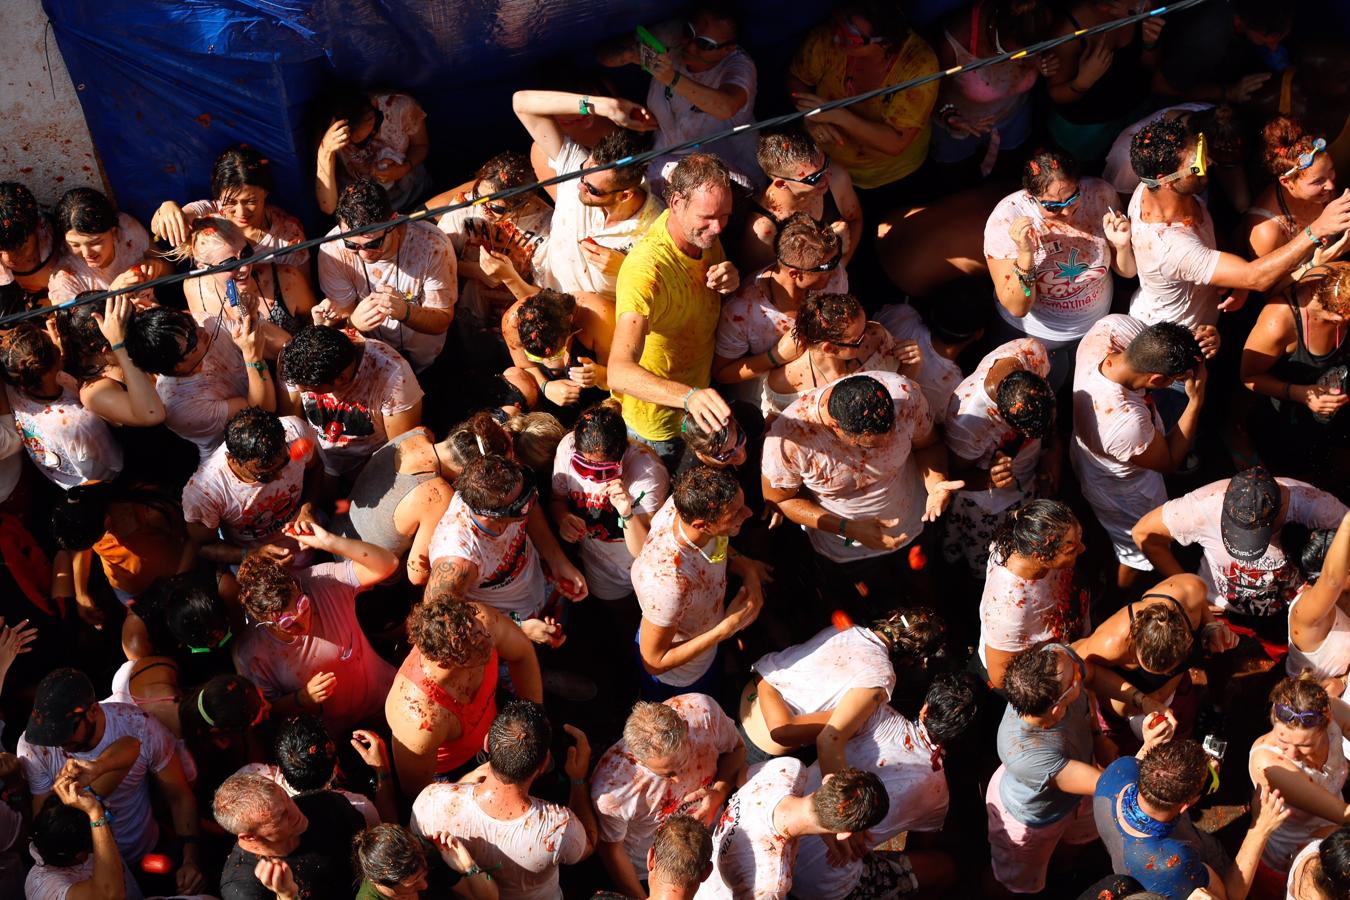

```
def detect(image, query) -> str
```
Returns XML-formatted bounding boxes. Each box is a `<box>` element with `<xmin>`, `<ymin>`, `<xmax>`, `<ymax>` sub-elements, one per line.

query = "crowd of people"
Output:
<box><xmin>2</xmin><ymin>0</ymin><xmax>1350</xmax><ymax>897</ymax></box>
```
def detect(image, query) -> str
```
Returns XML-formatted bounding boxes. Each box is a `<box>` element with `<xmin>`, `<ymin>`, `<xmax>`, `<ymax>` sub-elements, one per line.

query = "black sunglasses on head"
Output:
<box><xmin>780</xmin><ymin>155</ymin><xmax>831</xmax><ymax>187</ymax></box>
<box><xmin>218</xmin><ymin>242</ymin><xmax>255</xmax><ymax>267</ymax></box>
<box><xmin>686</xmin><ymin>21</ymin><xmax>733</xmax><ymax>50</ymax></box>
<box><xmin>353</xmin><ymin>108</ymin><xmax>385</xmax><ymax>148</ymax></box>
<box><xmin>473</xmin><ymin>471</ymin><xmax>538</xmax><ymax>518</ymax></box>
<box><xmin>781</xmin><ymin>248</ymin><xmax>843</xmax><ymax>273</ymax></box>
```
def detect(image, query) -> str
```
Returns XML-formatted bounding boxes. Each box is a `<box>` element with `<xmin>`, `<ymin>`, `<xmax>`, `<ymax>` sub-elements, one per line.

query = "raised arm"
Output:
<box><xmin>292</xmin><ymin>522</ymin><xmax>399</xmax><ymax>587</ymax></box>
<box><xmin>513</xmin><ymin>91</ymin><xmax>656</xmax><ymax>161</ymax></box>
<box><xmin>1209</xmin><ymin>193</ymin><xmax>1350</xmax><ymax>292</ymax></box>
<box><xmin>1291</xmin><ymin>511</ymin><xmax>1350</xmax><ymax>651</ymax></box>
<box><xmin>82</xmin><ymin>296</ymin><xmax>166</xmax><ymax>426</ymax></box>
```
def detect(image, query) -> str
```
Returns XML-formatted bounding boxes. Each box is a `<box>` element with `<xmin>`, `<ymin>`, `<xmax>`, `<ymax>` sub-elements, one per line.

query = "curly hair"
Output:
<box><xmin>590</xmin><ymin>129</ymin><xmax>653</xmax><ymax>192</ymax></box>
<box><xmin>1130</xmin><ymin>602</ymin><xmax>1194</xmax><ymax>675</ymax></box>
<box><xmin>475</xmin><ymin>151</ymin><xmax>535</xmax><ymax>201</ymax></box>
<box><xmin>1126</xmin><ymin>322</ymin><xmax>1202</xmax><ymax>379</ymax></box>
<box><xmin>225</xmin><ymin>406</ymin><xmax>286</xmax><ymax>465</ymax></box>
<box><xmin>0</xmin><ymin>181</ymin><xmax>43</xmax><ymax>252</ymax></box>
<box><xmin>672</xmin><ymin>464</ymin><xmax>740</xmax><ymax>524</ymax></box>
<box><xmin>774</xmin><ymin>212</ymin><xmax>840</xmax><ymax>271</ymax></box>
<box><xmin>756</xmin><ymin>127</ymin><xmax>822</xmax><ymax>179</ymax></box>
<box><xmin>827</xmin><ymin>374</ymin><xmax>895</xmax><ymax>436</ymax></box>
<box><xmin>996</xmin><ymin>369</ymin><xmax>1055</xmax><ymax>440</ymax></box>
<box><xmin>0</xmin><ymin>322</ymin><xmax>59</xmax><ymax>394</ymax></box>
<box><xmin>870</xmin><ymin>607</ymin><xmax>947</xmax><ymax>670</ymax></box>
<box><xmin>236</xmin><ymin>554</ymin><xmax>299</xmax><ymax>621</ymax></box>
<box><xmin>335</xmin><ymin>178</ymin><xmax>394</xmax><ymax>229</ymax></box>
<box><xmin>811</xmin><ymin>767</ymin><xmax>888</xmax><ymax>833</ymax></box>
<box><xmin>457</xmin><ymin>454</ymin><xmax>527</xmax><ymax>515</ymax></box>
<box><xmin>573</xmin><ymin>400</ymin><xmax>627</xmax><ymax>461</ymax></box>
<box><xmin>795</xmin><ymin>292</ymin><xmax>862</xmax><ymax>346</ymax></box>
<box><xmin>990</xmin><ymin>499</ymin><xmax>1078</xmax><ymax>566</ymax></box>
<box><xmin>443</xmin><ymin>411</ymin><xmax>513</xmax><ymax>472</ymax></box>
<box><xmin>407</xmin><ymin>599</ymin><xmax>491</xmax><ymax>667</ymax></box>
<box><xmin>212</xmin><ymin>144</ymin><xmax>276</xmax><ymax>203</ymax></box>
<box><xmin>55</xmin><ymin>187</ymin><xmax>118</xmax><ymax>236</ymax></box>
<box><xmin>280</xmin><ymin>326</ymin><xmax>356</xmax><ymax>388</ymax></box>
<box><xmin>1130</xmin><ymin>117</ymin><xmax>1192</xmax><ymax>185</ymax></box>
<box><xmin>1021</xmin><ymin>147</ymin><xmax>1079</xmax><ymax>198</ymax></box>
<box><xmin>1306</xmin><ymin>262</ymin><xmax>1350</xmax><ymax>318</ymax></box>
<box><xmin>665</xmin><ymin>152</ymin><xmax>732</xmax><ymax>206</ymax></box>
<box><xmin>515</xmin><ymin>290</ymin><xmax>577</xmax><ymax>358</ymax></box>
<box><xmin>1138</xmin><ymin>738</ymin><xmax>1209</xmax><ymax>810</ymax></box>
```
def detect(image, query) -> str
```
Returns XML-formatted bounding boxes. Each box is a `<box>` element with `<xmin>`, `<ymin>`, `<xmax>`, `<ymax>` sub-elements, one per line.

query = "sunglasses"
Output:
<box><xmin>579</xmin><ymin>178</ymin><xmax>620</xmax><ymax>198</ymax></box>
<box><xmin>473</xmin><ymin>182</ymin><xmax>527</xmax><ymax>217</ymax></box>
<box><xmin>780</xmin><ymin>156</ymin><xmax>831</xmax><ymax>187</ymax></box>
<box><xmin>353</xmin><ymin>108</ymin><xmax>385</xmax><ymax>149</ymax></box>
<box><xmin>572</xmin><ymin>453</ymin><xmax>622</xmax><ymax>482</ymax></box>
<box><xmin>1274</xmin><ymin>702</ymin><xmax>1326</xmax><ymax>728</ymax></box>
<box><xmin>831</xmin><ymin>327</ymin><xmax>866</xmax><ymax>349</ymax></box>
<box><xmin>707</xmin><ymin>425</ymin><xmax>747</xmax><ymax>463</ymax></box>
<box><xmin>473</xmin><ymin>473</ymin><xmax>538</xmax><ymax>518</ymax></box>
<box><xmin>217</xmin><ymin>242</ymin><xmax>256</xmax><ymax>267</ymax></box>
<box><xmin>1283</xmin><ymin>137</ymin><xmax>1328</xmax><ymax>178</ymax></box>
<box><xmin>342</xmin><ymin>229</ymin><xmax>388</xmax><ymax>252</ymax></box>
<box><xmin>783</xmin><ymin>249</ymin><xmax>843</xmax><ymax>274</ymax></box>
<box><xmin>834</xmin><ymin>16</ymin><xmax>886</xmax><ymax>48</ymax></box>
<box><xmin>261</xmin><ymin>594</ymin><xmax>310</xmax><ymax>632</ymax></box>
<box><xmin>686</xmin><ymin>21</ymin><xmax>733</xmax><ymax>51</ymax></box>
<box><xmin>186</xmin><ymin>627</ymin><xmax>233</xmax><ymax>655</ymax></box>
<box><xmin>1037</xmin><ymin>190</ymin><xmax>1080</xmax><ymax>211</ymax></box>
<box><xmin>181</xmin><ymin>325</ymin><xmax>200</xmax><ymax>358</ymax></box>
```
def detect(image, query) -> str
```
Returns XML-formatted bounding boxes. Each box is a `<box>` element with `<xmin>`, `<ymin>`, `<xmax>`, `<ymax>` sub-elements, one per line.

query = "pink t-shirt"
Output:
<box><xmin>155</xmin><ymin>326</ymin><xmax>250</xmax><ymax>459</ymax></box>
<box><xmin>411</xmin><ymin>781</ymin><xmax>587</xmax><ymax>900</ymax></box>
<box><xmin>550</xmin><ymin>432</ymin><xmax>668</xmax><ymax>602</ymax></box>
<box><xmin>230</xmin><ymin>561</ymin><xmax>394</xmax><ymax>732</ymax></box>
<box><xmin>289</xmin><ymin>336</ymin><xmax>423</xmax><ymax>475</ymax></box>
<box><xmin>317</xmin><ymin>221</ymin><xmax>457</xmax><ymax>372</ymax></box>
<box><xmin>182</xmin><ymin>199</ymin><xmax>309</xmax><ymax>269</ymax></box>
<box><xmin>945</xmin><ymin>338</ymin><xmax>1051</xmax><ymax>514</ymax></box>
<box><xmin>792</xmin><ymin>708</ymin><xmax>949</xmax><ymax>900</ymax></box>
<box><xmin>875</xmin><ymin>303</ymin><xmax>962</xmax><ymax>426</ymax></box>
<box><xmin>428</xmin><ymin>492</ymin><xmax>548</xmax><ymax>619</ymax></box>
<box><xmin>632</xmin><ymin>499</ymin><xmax>727</xmax><ymax>687</ymax></box>
<box><xmin>181</xmin><ymin>415</ymin><xmax>316</xmax><ymax>547</ymax></box>
<box><xmin>19</xmin><ymin>702</ymin><xmax>176</xmax><ymax>862</ymax></box>
<box><xmin>701</xmin><ymin>758</ymin><xmax>806</xmax><ymax>900</ymax></box>
<box><xmin>1127</xmin><ymin>183</ymin><xmax>1222</xmax><ymax>328</ymax></box>
<box><xmin>1161</xmin><ymin>478</ymin><xmax>1347</xmax><ymax>616</ymax></box>
<box><xmin>47</xmin><ymin>213</ymin><xmax>155</xmax><ymax>305</ymax></box>
<box><xmin>979</xmin><ymin>558</ymin><xmax>1085</xmax><ymax>666</ymax></box>
<box><xmin>753</xmin><ymin>625</ymin><xmax>895</xmax><ymax>722</ymax></box>
<box><xmin>7</xmin><ymin>375</ymin><xmax>123</xmax><ymax>489</ymax></box>
<box><xmin>762</xmin><ymin>371</ymin><xmax>931</xmax><ymax>562</ymax></box>
<box><xmin>984</xmin><ymin>179</ymin><xmax>1116</xmax><ymax>342</ymax></box>
<box><xmin>590</xmin><ymin>693</ymin><xmax>741</xmax><ymax>877</ymax></box>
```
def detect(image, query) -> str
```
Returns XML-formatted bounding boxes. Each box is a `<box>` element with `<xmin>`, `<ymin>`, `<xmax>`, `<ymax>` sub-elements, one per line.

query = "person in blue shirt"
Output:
<box><xmin>1094</xmin><ymin>738</ymin><xmax>1289</xmax><ymax>899</ymax></box>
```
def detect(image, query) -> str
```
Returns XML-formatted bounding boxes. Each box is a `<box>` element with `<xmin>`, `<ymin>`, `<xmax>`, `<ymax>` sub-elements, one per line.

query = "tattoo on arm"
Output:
<box><xmin>426</xmin><ymin>559</ymin><xmax>474</xmax><ymax>602</ymax></box>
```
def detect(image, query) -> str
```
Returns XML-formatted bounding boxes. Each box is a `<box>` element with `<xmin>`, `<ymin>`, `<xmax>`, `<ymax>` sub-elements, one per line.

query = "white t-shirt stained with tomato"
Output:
<box><xmin>632</xmin><ymin>499</ymin><xmax>728</xmax><ymax>687</ymax></box>
<box><xmin>590</xmin><ymin>693</ymin><xmax>742</xmax><ymax>879</ymax></box>
<box><xmin>1127</xmin><ymin>183</ymin><xmax>1222</xmax><ymax>328</ymax></box>
<box><xmin>156</xmin><ymin>325</ymin><xmax>251</xmax><ymax>460</ymax></box>
<box><xmin>700</xmin><ymin>757</ymin><xmax>807</xmax><ymax>900</ymax></box>
<box><xmin>428</xmin><ymin>493</ymin><xmax>548</xmax><ymax>619</ymax></box>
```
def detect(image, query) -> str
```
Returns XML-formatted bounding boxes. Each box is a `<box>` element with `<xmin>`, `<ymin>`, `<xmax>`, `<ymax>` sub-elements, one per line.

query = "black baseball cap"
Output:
<box><xmin>25</xmin><ymin>668</ymin><xmax>96</xmax><ymax>747</ymax></box>
<box><xmin>1221</xmin><ymin>466</ymin><xmax>1281</xmax><ymax>562</ymax></box>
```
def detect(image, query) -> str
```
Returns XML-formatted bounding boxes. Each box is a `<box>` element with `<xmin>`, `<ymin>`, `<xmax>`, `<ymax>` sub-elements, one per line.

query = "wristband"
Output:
<box><xmin>765</xmin><ymin>344</ymin><xmax>781</xmax><ymax>368</ymax></box>
<box><xmin>1306</xmin><ymin>225</ymin><xmax>1328</xmax><ymax>249</ymax></box>
<box><xmin>465</xmin><ymin>866</ymin><xmax>492</xmax><ymax>881</ymax></box>
<box><xmin>682</xmin><ymin>387</ymin><xmax>697</xmax><ymax>411</ymax></box>
<box><xmin>109</xmin><ymin>342</ymin><xmax>126</xmax><ymax>352</ymax></box>
<box><xmin>837</xmin><ymin>518</ymin><xmax>849</xmax><ymax>539</ymax></box>
<box><xmin>1284</xmin><ymin>382</ymin><xmax>1294</xmax><ymax>402</ymax></box>
<box><xmin>90</xmin><ymin>815</ymin><xmax>112</xmax><ymax>829</ymax></box>
<box><xmin>1142</xmin><ymin>41</ymin><xmax>1159</xmax><ymax>50</ymax></box>
<box><xmin>670</xmin><ymin>72</ymin><xmax>683</xmax><ymax>89</ymax></box>
<box><xmin>569</xmin><ymin>777</ymin><xmax>587</xmax><ymax>786</ymax></box>
<box><xmin>245</xmin><ymin>360</ymin><xmax>267</xmax><ymax>372</ymax></box>
<box><xmin>579</xmin><ymin>96</ymin><xmax>594</xmax><ymax>116</ymax></box>
<box><xmin>374</xmin><ymin>770</ymin><xmax>391</xmax><ymax>784</ymax></box>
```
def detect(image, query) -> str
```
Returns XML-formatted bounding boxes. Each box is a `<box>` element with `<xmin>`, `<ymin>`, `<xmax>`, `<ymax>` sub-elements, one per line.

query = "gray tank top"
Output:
<box><xmin>337</xmin><ymin>429</ymin><xmax>440</xmax><ymax>558</ymax></box>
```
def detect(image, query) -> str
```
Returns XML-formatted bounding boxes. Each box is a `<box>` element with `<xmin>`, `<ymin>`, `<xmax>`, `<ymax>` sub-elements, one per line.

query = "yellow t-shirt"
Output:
<box><xmin>789</xmin><ymin>27</ymin><xmax>940</xmax><ymax>190</ymax></box>
<box><xmin>614</xmin><ymin>210</ymin><xmax>724</xmax><ymax>441</ymax></box>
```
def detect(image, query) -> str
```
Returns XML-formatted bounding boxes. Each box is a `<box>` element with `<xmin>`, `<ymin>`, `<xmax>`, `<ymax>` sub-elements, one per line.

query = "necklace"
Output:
<box><xmin>1118</xmin><ymin>784</ymin><xmax>1173</xmax><ymax>838</ymax></box>
<box><xmin>675</xmin><ymin>517</ymin><xmax>728</xmax><ymax>564</ymax></box>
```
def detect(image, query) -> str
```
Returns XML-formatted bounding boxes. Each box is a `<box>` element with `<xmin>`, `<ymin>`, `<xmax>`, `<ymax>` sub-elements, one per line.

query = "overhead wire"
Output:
<box><xmin>1</xmin><ymin>0</ymin><xmax>1209</xmax><ymax>329</ymax></box>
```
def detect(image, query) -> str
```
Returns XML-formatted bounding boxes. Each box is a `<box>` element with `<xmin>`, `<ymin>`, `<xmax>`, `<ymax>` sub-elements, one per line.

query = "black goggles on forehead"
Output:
<box><xmin>780</xmin><ymin>248</ymin><xmax>843</xmax><ymax>273</ymax></box>
<box><xmin>469</xmin><ymin>470</ymin><xmax>538</xmax><ymax>518</ymax></box>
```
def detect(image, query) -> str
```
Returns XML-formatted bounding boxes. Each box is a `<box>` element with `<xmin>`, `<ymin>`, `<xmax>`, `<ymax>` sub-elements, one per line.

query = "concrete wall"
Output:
<box><xmin>0</xmin><ymin>0</ymin><xmax>103</xmax><ymax>206</ymax></box>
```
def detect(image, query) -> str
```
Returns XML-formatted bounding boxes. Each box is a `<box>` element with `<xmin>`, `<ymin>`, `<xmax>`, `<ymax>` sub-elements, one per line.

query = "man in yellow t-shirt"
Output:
<box><xmin>611</xmin><ymin>153</ymin><xmax>740</xmax><ymax>465</ymax></box>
